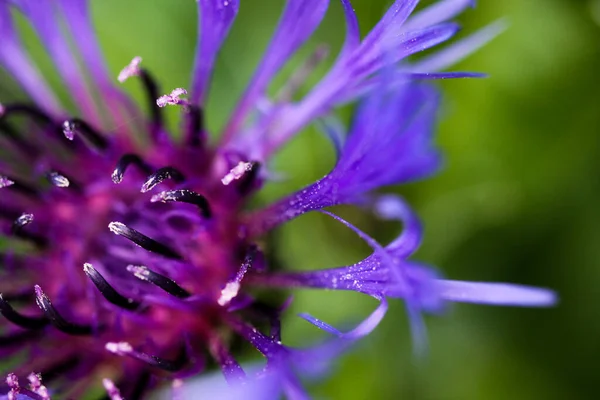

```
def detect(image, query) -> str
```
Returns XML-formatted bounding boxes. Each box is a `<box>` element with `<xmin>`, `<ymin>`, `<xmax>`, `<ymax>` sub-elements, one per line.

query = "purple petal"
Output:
<box><xmin>374</xmin><ymin>195</ymin><xmax>423</xmax><ymax>258</ymax></box>
<box><xmin>191</xmin><ymin>0</ymin><xmax>239</xmax><ymax>105</ymax></box>
<box><xmin>11</xmin><ymin>0</ymin><xmax>101</xmax><ymax>123</ymax></box>
<box><xmin>298</xmin><ymin>296</ymin><xmax>388</xmax><ymax>339</ymax></box>
<box><xmin>402</xmin><ymin>0</ymin><xmax>475</xmax><ymax>32</ymax></box>
<box><xmin>209</xmin><ymin>338</ymin><xmax>246</xmax><ymax>385</ymax></box>
<box><xmin>435</xmin><ymin>280</ymin><xmax>558</xmax><ymax>307</ymax></box>
<box><xmin>341</xmin><ymin>71</ymin><xmax>485</xmax><ymax>104</ymax></box>
<box><xmin>55</xmin><ymin>0</ymin><xmax>140</xmax><ymax>126</ymax></box>
<box><xmin>222</xmin><ymin>0</ymin><xmax>329</xmax><ymax>142</ymax></box>
<box><xmin>337</xmin><ymin>0</ymin><xmax>360</xmax><ymax>59</ymax></box>
<box><xmin>408</xmin><ymin>20</ymin><xmax>507</xmax><ymax>72</ymax></box>
<box><xmin>249</xmin><ymin>81</ymin><xmax>441</xmax><ymax>233</ymax></box>
<box><xmin>0</xmin><ymin>2</ymin><xmax>61</xmax><ymax>116</ymax></box>
<box><xmin>172</xmin><ymin>368</ymin><xmax>282</xmax><ymax>400</ymax></box>
<box><xmin>316</xmin><ymin>116</ymin><xmax>345</xmax><ymax>159</ymax></box>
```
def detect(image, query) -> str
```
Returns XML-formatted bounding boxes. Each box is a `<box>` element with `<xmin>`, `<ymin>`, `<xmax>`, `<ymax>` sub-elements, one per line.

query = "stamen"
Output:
<box><xmin>0</xmin><ymin>175</ymin><xmax>14</xmax><ymax>189</ymax></box>
<box><xmin>0</xmin><ymin>121</ymin><xmax>38</xmax><ymax>156</ymax></box>
<box><xmin>103</xmin><ymin>378</ymin><xmax>124</xmax><ymax>400</ymax></box>
<box><xmin>237</xmin><ymin>161</ymin><xmax>261</xmax><ymax>195</ymax></box>
<box><xmin>218</xmin><ymin>245</ymin><xmax>257</xmax><ymax>306</ymax></box>
<box><xmin>0</xmin><ymin>103</ymin><xmax>54</xmax><ymax>129</ymax></box>
<box><xmin>112</xmin><ymin>154</ymin><xmax>153</xmax><ymax>184</ymax></box>
<box><xmin>83</xmin><ymin>263</ymin><xmax>141</xmax><ymax>310</ymax></box>
<box><xmin>6</xmin><ymin>373</ymin><xmax>19</xmax><ymax>400</ymax></box>
<box><xmin>185</xmin><ymin>105</ymin><xmax>204</xmax><ymax>147</ymax></box>
<box><xmin>34</xmin><ymin>285</ymin><xmax>93</xmax><ymax>336</ymax></box>
<box><xmin>0</xmin><ymin>331</ymin><xmax>40</xmax><ymax>348</ymax></box>
<box><xmin>0</xmin><ymin>294</ymin><xmax>48</xmax><ymax>329</ymax></box>
<box><xmin>46</xmin><ymin>171</ymin><xmax>70</xmax><ymax>188</ymax></box>
<box><xmin>221</xmin><ymin>161</ymin><xmax>255</xmax><ymax>185</ymax></box>
<box><xmin>118</xmin><ymin>57</ymin><xmax>164</xmax><ymax>137</ymax></box>
<box><xmin>118</xmin><ymin>56</ymin><xmax>142</xmax><ymax>83</ymax></box>
<box><xmin>27</xmin><ymin>373</ymin><xmax>49</xmax><ymax>400</ymax></box>
<box><xmin>11</xmin><ymin>213</ymin><xmax>34</xmax><ymax>234</ymax></box>
<box><xmin>40</xmin><ymin>356</ymin><xmax>80</xmax><ymax>384</ymax></box>
<box><xmin>140</xmin><ymin>166</ymin><xmax>185</xmax><ymax>193</ymax></box>
<box><xmin>126</xmin><ymin>265</ymin><xmax>190</xmax><ymax>299</ymax></box>
<box><xmin>105</xmin><ymin>341</ymin><xmax>186</xmax><ymax>372</ymax></box>
<box><xmin>157</xmin><ymin>88</ymin><xmax>188</xmax><ymax>108</ymax></box>
<box><xmin>108</xmin><ymin>222</ymin><xmax>182</xmax><ymax>260</ymax></box>
<box><xmin>62</xmin><ymin>119</ymin><xmax>108</xmax><ymax>150</ymax></box>
<box><xmin>0</xmin><ymin>174</ymin><xmax>38</xmax><ymax>197</ymax></box>
<box><xmin>221</xmin><ymin>161</ymin><xmax>261</xmax><ymax>194</ymax></box>
<box><xmin>150</xmin><ymin>189</ymin><xmax>211</xmax><ymax>218</ymax></box>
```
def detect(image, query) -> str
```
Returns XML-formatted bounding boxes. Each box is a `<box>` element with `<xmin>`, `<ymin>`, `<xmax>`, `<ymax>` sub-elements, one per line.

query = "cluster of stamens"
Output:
<box><xmin>0</xmin><ymin>57</ymin><xmax>264</xmax><ymax>398</ymax></box>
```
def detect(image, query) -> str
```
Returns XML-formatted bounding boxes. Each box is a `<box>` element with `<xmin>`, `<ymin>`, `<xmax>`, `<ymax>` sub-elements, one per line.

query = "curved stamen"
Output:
<box><xmin>139</xmin><ymin>69</ymin><xmax>163</xmax><ymax>134</ymax></box>
<box><xmin>218</xmin><ymin>245</ymin><xmax>257</xmax><ymax>306</ymax></box>
<box><xmin>0</xmin><ymin>331</ymin><xmax>40</xmax><ymax>347</ymax></box>
<box><xmin>126</xmin><ymin>265</ymin><xmax>190</xmax><ymax>299</ymax></box>
<box><xmin>141</xmin><ymin>167</ymin><xmax>185</xmax><ymax>193</ymax></box>
<box><xmin>237</xmin><ymin>161</ymin><xmax>261</xmax><ymax>195</ymax></box>
<box><xmin>106</xmin><ymin>341</ymin><xmax>187</xmax><ymax>372</ymax></box>
<box><xmin>0</xmin><ymin>174</ymin><xmax>38</xmax><ymax>197</ymax></box>
<box><xmin>103</xmin><ymin>378</ymin><xmax>124</xmax><ymax>400</ymax></box>
<box><xmin>62</xmin><ymin>119</ymin><xmax>108</xmax><ymax>150</ymax></box>
<box><xmin>221</xmin><ymin>161</ymin><xmax>261</xmax><ymax>194</ymax></box>
<box><xmin>150</xmin><ymin>189</ymin><xmax>211</xmax><ymax>218</ymax></box>
<box><xmin>185</xmin><ymin>105</ymin><xmax>204</xmax><ymax>147</ymax></box>
<box><xmin>83</xmin><ymin>263</ymin><xmax>141</xmax><ymax>310</ymax></box>
<box><xmin>34</xmin><ymin>285</ymin><xmax>93</xmax><ymax>336</ymax></box>
<box><xmin>11</xmin><ymin>213</ymin><xmax>34</xmax><ymax>234</ymax></box>
<box><xmin>0</xmin><ymin>103</ymin><xmax>53</xmax><ymax>128</ymax></box>
<box><xmin>46</xmin><ymin>171</ymin><xmax>70</xmax><ymax>188</ymax></box>
<box><xmin>0</xmin><ymin>121</ymin><xmax>38</xmax><ymax>156</ymax></box>
<box><xmin>112</xmin><ymin>154</ymin><xmax>153</xmax><ymax>184</ymax></box>
<box><xmin>0</xmin><ymin>294</ymin><xmax>48</xmax><ymax>329</ymax></box>
<box><xmin>108</xmin><ymin>222</ymin><xmax>182</xmax><ymax>260</ymax></box>
<box><xmin>118</xmin><ymin>57</ymin><xmax>163</xmax><ymax>140</ymax></box>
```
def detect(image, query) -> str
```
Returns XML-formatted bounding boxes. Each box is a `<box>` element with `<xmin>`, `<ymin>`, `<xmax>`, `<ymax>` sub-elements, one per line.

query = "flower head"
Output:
<box><xmin>0</xmin><ymin>0</ymin><xmax>553</xmax><ymax>398</ymax></box>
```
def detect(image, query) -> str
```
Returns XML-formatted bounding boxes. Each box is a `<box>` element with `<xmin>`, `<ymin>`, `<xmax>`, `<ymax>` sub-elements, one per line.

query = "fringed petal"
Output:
<box><xmin>191</xmin><ymin>0</ymin><xmax>240</xmax><ymax>105</ymax></box>
<box><xmin>249</xmin><ymin>81</ymin><xmax>440</xmax><ymax>234</ymax></box>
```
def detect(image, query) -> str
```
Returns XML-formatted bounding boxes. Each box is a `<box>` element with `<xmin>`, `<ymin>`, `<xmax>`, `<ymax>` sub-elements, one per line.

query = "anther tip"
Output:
<box><xmin>108</xmin><ymin>222</ymin><xmax>124</xmax><ymax>234</ymax></box>
<box><xmin>118</xmin><ymin>56</ymin><xmax>142</xmax><ymax>83</ymax></box>
<box><xmin>62</xmin><ymin>121</ymin><xmax>75</xmax><ymax>140</ymax></box>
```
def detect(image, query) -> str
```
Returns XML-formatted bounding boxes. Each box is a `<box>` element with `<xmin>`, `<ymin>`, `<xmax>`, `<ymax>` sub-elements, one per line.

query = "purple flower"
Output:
<box><xmin>0</xmin><ymin>0</ymin><xmax>554</xmax><ymax>398</ymax></box>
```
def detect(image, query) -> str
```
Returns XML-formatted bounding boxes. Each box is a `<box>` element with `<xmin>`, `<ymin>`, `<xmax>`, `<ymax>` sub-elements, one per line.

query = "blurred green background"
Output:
<box><xmin>2</xmin><ymin>0</ymin><xmax>599</xmax><ymax>399</ymax></box>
